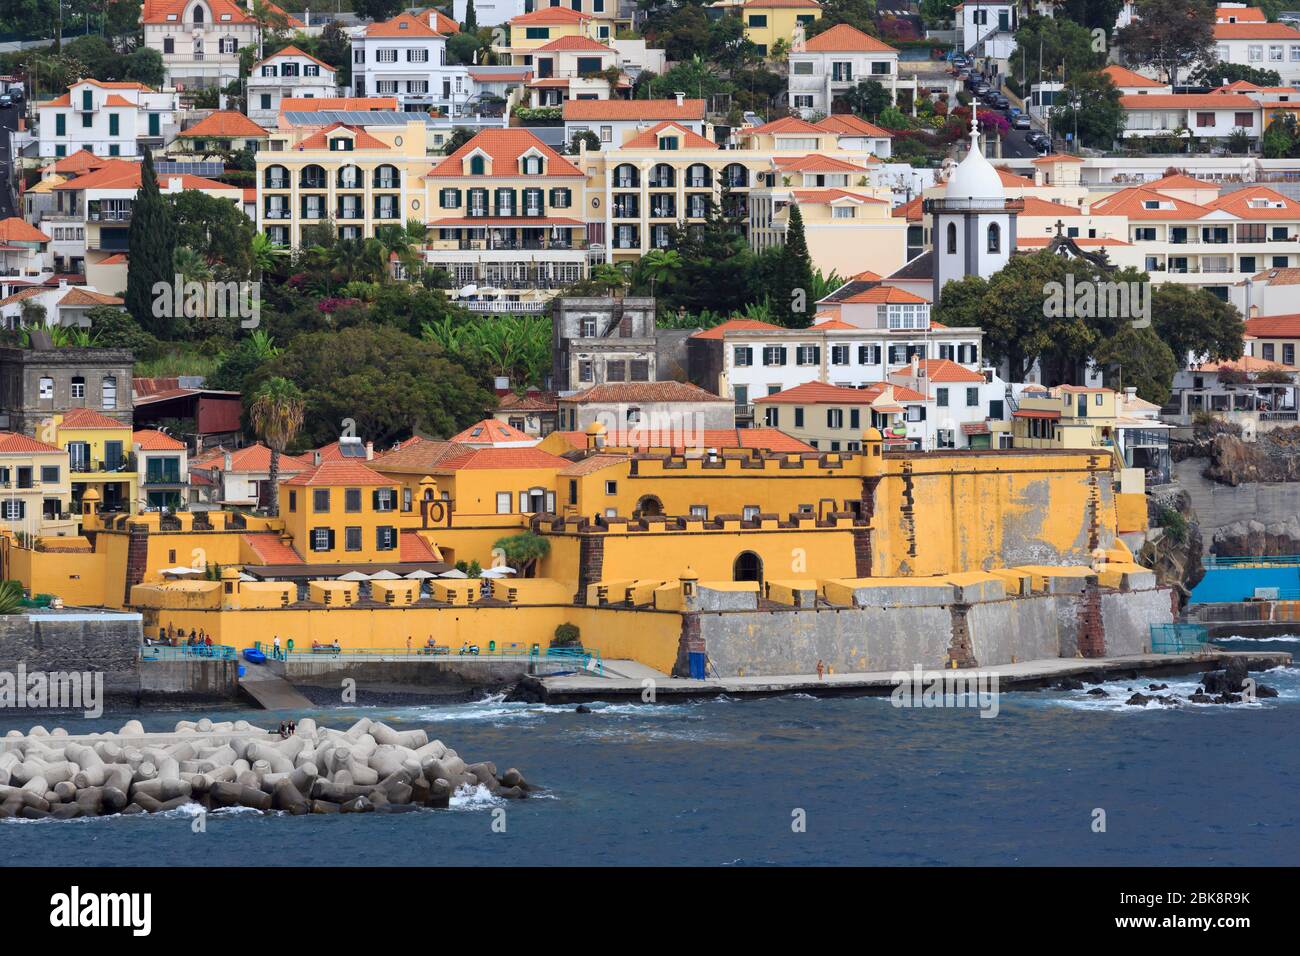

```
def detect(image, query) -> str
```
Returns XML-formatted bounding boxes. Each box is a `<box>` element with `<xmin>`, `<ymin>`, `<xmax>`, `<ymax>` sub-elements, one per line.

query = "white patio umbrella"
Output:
<box><xmin>369</xmin><ymin>569</ymin><xmax>402</xmax><ymax>580</ymax></box>
<box><xmin>404</xmin><ymin>569</ymin><xmax>437</xmax><ymax>579</ymax></box>
<box><xmin>439</xmin><ymin>568</ymin><xmax>468</xmax><ymax>579</ymax></box>
<box><xmin>238</xmin><ymin>572</ymin><xmax>257</xmax><ymax>582</ymax></box>
<box><xmin>480</xmin><ymin>566</ymin><xmax>516</xmax><ymax>578</ymax></box>
<box><xmin>159</xmin><ymin>566</ymin><xmax>202</xmax><ymax>576</ymax></box>
<box><xmin>336</xmin><ymin>570</ymin><xmax>371</xmax><ymax>582</ymax></box>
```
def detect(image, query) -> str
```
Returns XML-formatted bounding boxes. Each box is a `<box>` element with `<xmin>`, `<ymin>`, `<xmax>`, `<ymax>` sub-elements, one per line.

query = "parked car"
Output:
<box><xmin>0</xmin><ymin>95</ymin><xmax>11</xmax><ymax>108</ymax></box>
<box><xmin>1013</xmin><ymin>113</ymin><xmax>1032</xmax><ymax>130</ymax></box>
<box><xmin>993</xmin><ymin>95</ymin><xmax>1010</xmax><ymax>110</ymax></box>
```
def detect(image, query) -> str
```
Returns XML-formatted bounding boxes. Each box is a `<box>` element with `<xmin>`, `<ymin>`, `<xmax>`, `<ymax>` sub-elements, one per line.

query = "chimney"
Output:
<box><xmin>674</xmin><ymin>91</ymin><xmax>685</xmax><ymax>107</ymax></box>
<box><xmin>365</xmin><ymin>441</ymin><xmax>373</xmax><ymax>461</ymax></box>
<box><xmin>313</xmin><ymin>451</ymin><xmax>322</xmax><ymax>466</ymax></box>
<box><xmin>223</xmin><ymin>450</ymin><xmax>232</xmax><ymax>471</ymax></box>
<box><xmin>1124</xmin><ymin>387</ymin><xmax>1137</xmax><ymax>401</ymax></box>
<box><xmin>167</xmin><ymin>176</ymin><xmax>182</xmax><ymax>193</ymax></box>
<box><xmin>910</xmin><ymin>353</ymin><xmax>920</xmax><ymax>377</ymax></box>
<box><xmin>58</xmin><ymin>278</ymin><xmax>67</xmax><ymax>290</ymax></box>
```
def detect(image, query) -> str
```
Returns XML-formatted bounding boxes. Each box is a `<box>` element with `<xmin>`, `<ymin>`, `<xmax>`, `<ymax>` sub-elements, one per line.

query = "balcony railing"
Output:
<box><xmin>69</xmin><ymin>454</ymin><xmax>137</xmax><ymax>475</ymax></box>
<box><xmin>462</xmin><ymin>300</ymin><xmax>549</xmax><ymax>312</ymax></box>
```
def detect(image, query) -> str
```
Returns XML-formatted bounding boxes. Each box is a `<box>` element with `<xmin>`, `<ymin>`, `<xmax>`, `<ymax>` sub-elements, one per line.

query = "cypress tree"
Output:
<box><xmin>126</xmin><ymin>151</ymin><xmax>178</xmax><ymax>337</ymax></box>
<box><xmin>775</xmin><ymin>204</ymin><xmax>815</xmax><ymax>328</ymax></box>
<box><xmin>464</xmin><ymin>0</ymin><xmax>477</xmax><ymax>33</ymax></box>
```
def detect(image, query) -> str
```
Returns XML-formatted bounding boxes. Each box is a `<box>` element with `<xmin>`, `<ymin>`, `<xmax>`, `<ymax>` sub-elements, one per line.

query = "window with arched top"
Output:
<box><xmin>613</xmin><ymin>163</ymin><xmax>638</xmax><ymax>188</ymax></box>
<box><xmin>469</xmin><ymin>154</ymin><xmax>486</xmax><ymax>175</ymax></box>
<box><xmin>723</xmin><ymin>163</ymin><xmax>747</xmax><ymax>187</ymax></box>
<box><xmin>264</xmin><ymin>165</ymin><xmax>289</xmax><ymax>189</ymax></box>
<box><xmin>650</xmin><ymin>163</ymin><xmax>674</xmax><ymax>188</ymax></box>
<box><xmin>987</xmin><ymin>221</ymin><xmax>1001</xmax><ymax>254</ymax></box>
<box><xmin>192</xmin><ymin>3</ymin><xmax>205</xmax><ymax>24</ymax></box>
<box><xmin>337</xmin><ymin>165</ymin><xmax>362</xmax><ymax>189</ymax></box>
<box><xmin>300</xmin><ymin>164</ymin><xmax>325</xmax><ymax>189</ymax></box>
<box><xmin>521</xmin><ymin>154</ymin><xmax>544</xmax><ymax>175</ymax></box>
<box><xmin>946</xmin><ymin>222</ymin><xmax>957</xmax><ymax>254</ymax></box>
<box><xmin>686</xmin><ymin>163</ymin><xmax>711</xmax><ymax>188</ymax></box>
<box><xmin>373</xmin><ymin>164</ymin><xmax>399</xmax><ymax>188</ymax></box>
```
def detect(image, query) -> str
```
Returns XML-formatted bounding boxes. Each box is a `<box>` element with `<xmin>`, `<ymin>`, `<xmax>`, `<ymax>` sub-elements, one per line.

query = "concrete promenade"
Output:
<box><xmin>536</xmin><ymin>651</ymin><xmax>1293</xmax><ymax>703</ymax></box>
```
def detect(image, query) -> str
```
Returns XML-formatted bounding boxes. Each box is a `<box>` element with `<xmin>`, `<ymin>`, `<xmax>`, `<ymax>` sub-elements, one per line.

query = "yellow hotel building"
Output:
<box><xmin>712</xmin><ymin>0</ymin><xmax>823</xmax><ymax>57</ymax></box>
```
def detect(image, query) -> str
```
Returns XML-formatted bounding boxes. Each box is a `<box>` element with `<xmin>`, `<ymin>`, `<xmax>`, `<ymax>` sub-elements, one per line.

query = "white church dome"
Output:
<box><xmin>946</xmin><ymin>116</ymin><xmax>1004</xmax><ymax>202</ymax></box>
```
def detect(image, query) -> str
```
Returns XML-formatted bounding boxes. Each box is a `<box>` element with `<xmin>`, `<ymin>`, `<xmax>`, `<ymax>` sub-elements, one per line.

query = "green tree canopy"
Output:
<box><xmin>1115</xmin><ymin>0</ymin><xmax>1214</xmax><ymax>87</ymax></box>
<box><xmin>126</xmin><ymin>151</ymin><xmax>179</xmax><ymax>337</ymax></box>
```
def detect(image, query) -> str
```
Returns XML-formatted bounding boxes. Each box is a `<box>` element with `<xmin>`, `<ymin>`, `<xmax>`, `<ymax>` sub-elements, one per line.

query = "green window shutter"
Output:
<box><xmin>109</xmin><ymin>113</ymin><xmax>119</xmax><ymax>136</ymax></box>
<box><xmin>56</xmin><ymin>114</ymin><xmax>65</xmax><ymax>136</ymax></box>
<box><xmin>149</xmin><ymin>113</ymin><xmax>160</xmax><ymax>136</ymax></box>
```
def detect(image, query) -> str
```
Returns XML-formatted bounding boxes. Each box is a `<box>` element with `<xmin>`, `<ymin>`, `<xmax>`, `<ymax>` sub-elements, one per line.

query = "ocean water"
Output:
<box><xmin>2</xmin><ymin>638</ymin><xmax>1298</xmax><ymax>867</ymax></box>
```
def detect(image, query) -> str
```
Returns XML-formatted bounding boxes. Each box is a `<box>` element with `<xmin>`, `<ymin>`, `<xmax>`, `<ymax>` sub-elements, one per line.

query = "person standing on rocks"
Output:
<box><xmin>816</xmin><ymin>660</ymin><xmax>825</xmax><ymax>680</ymax></box>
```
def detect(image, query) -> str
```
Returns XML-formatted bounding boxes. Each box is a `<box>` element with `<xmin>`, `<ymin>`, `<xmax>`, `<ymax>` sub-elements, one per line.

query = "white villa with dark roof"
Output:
<box><xmin>349</xmin><ymin>11</ymin><xmax>473</xmax><ymax>115</ymax></box>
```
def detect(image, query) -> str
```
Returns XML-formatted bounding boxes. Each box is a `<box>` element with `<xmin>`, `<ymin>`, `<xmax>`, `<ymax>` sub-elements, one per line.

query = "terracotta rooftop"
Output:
<box><xmin>0</xmin><ymin>431</ymin><xmax>61</xmax><ymax>454</ymax></box>
<box><xmin>178</xmin><ymin>110</ymin><xmax>268</xmax><ymax>139</ymax></box>
<box><xmin>690</xmin><ymin>317</ymin><xmax>786</xmax><ymax>339</ymax></box>
<box><xmin>563</xmin><ymin>381</ymin><xmax>728</xmax><ymax>404</ymax></box>
<box><xmin>132</xmin><ymin>428</ymin><xmax>185</xmax><ymax>451</ymax></box>
<box><xmin>281</xmin><ymin>460</ymin><xmax>394</xmax><ymax>486</ymax></box>
<box><xmin>59</xmin><ymin>408</ymin><xmax>127</xmax><ymax>430</ymax></box>
<box><xmin>450</xmin><ymin>419</ymin><xmax>536</xmax><ymax>444</ymax></box>
<box><xmin>562</xmin><ymin>98</ymin><xmax>705</xmax><ymax>121</ymax></box>
<box><xmin>242</xmin><ymin>533</ymin><xmax>304</xmax><ymax>565</ymax></box>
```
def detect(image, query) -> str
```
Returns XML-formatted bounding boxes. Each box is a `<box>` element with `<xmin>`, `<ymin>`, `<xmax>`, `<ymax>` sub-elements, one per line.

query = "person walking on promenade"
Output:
<box><xmin>273</xmin><ymin>635</ymin><xmax>282</xmax><ymax>661</ymax></box>
<box><xmin>407</xmin><ymin>635</ymin><xmax>412</xmax><ymax>654</ymax></box>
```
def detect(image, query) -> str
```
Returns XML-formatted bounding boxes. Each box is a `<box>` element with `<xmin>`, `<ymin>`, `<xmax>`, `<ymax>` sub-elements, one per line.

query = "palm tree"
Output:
<box><xmin>173</xmin><ymin>245</ymin><xmax>212</xmax><ymax>283</ymax></box>
<box><xmin>493</xmin><ymin>531</ymin><xmax>551</xmax><ymax>578</ymax></box>
<box><xmin>589</xmin><ymin>263</ymin><xmax>627</xmax><ymax>295</ymax></box>
<box><xmin>248</xmin><ymin>329</ymin><xmax>281</xmax><ymax>360</ymax></box>
<box><xmin>0</xmin><ymin>579</ymin><xmax>24</xmax><ymax>614</ymax></box>
<box><xmin>640</xmin><ymin>248</ymin><xmax>682</xmax><ymax>297</ymax></box>
<box><xmin>249</xmin><ymin>376</ymin><xmax>305</xmax><ymax>517</ymax></box>
<box><xmin>250</xmin><ymin>232</ymin><xmax>276</xmax><ymax>279</ymax></box>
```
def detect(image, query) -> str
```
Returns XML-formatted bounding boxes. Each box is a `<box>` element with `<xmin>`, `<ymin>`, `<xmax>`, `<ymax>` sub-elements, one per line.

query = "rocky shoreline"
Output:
<box><xmin>1050</xmin><ymin>657</ymin><xmax>1279</xmax><ymax>707</ymax></box>
<box><xmin>0</xmin><ymin>716</ymin><xmax>535</xmax><ymax>821</ymax></box>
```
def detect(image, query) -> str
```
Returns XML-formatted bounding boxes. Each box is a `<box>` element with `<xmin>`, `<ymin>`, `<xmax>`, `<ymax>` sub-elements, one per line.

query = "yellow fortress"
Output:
<box><xmin>1</xmin><ymin>425</ymin><xmax>1168</xmax><ymax>677</ymax></box>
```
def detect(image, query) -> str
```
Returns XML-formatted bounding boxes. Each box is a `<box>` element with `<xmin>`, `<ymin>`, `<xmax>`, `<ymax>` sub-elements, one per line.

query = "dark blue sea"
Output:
<box><xmin>3</xmin><ymin>638</ymin><xmax>1298</xmax><ymax>866</ymax></box>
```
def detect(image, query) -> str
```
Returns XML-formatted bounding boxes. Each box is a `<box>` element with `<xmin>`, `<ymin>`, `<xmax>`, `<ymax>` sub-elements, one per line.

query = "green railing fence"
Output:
<box><xmin>1149</xmin><ymin>623</ymin><xmax>1212</xmax><ymax>655</ymax></box>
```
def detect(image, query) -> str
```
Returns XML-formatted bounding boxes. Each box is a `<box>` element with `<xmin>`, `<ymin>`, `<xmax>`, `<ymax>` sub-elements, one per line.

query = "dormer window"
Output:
<box><xmin>166</xmin><ymin>13</ymin><xmax>176</xmax><ymax>19</ymax></box>
<box><xmin>469</xmin><ymin>154</ymin><xmax>486</xmax><ymax>175</ymax></box>
<box><xmin>659</xmin><ymin>135</ymin><xmax>679</xmax><ymax>150</ymax></box>
<box><xmin>399</xmin><ymin>21</ymin><xmax>408</xmax><ymax>28</ymax></box>
<box><xmin>220</xmin><ymin>12</ymin><xmax>231</xmax><ymax>19</ymax></box>
<box><xmin>193</xmin><ymin>5</ymin><xmax>204</xmax><ymax>24</ymax></box>
<box><xmin>330</xmin><ymin>137</ymin><xmax>353</xmax><ymax>151</ymax></box>
<box><xmin>521</xmin><ymin>154</ymin><xmax>544</xmax><ymax>175</ymax></box>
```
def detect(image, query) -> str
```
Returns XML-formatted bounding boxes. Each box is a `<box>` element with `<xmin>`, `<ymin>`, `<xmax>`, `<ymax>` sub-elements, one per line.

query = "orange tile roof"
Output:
<box><xmin>0</xmin><ymin>217</ymin><xmax>50</xmax><ymax>243</ymax></box>
<box><xmin>59</xmin><ymin>408</ymin><xmax>127</xmax><ymax>429</ymax></box>
<box><xmin>792</xmin><ymin>188</ymin><xmax>882</xmax><ymax>206</ymax></box>
<box><xmin>102</xmin><ymin>95</ymin><xmax>137</xmax><ymax>108</ymax></box>
<box><xmin>565</xmin><ymin>381</ymin><xmax>727</xmax><ymax>404</ymax></box>
<box><xmin>812</xmin><ymin>317</ymin><xmax>857</xmax><ymax>329</ymax></box>
<box><xmin>1249</xmin><ymin>266</ymin><xmax>1300</xmax><ymax>285</ymax></box>
<box><xmin>690</xmin><ymin>317</ymin><xmax>786</xmax><ymax>339</ymax></box>
<box><xmin>497</xmin><ymin>391</ymin><xmax>557</xmax><ymax>412</ymax></box>
<box><xmin>558</xmin><ymin>453</ymin><xmax>627</xmax><ymax>476</ymax></box>
<box><xmin>400</xmin><ymin>531</ymin><xmax>439</xmax><ymax>562</ymax></box>
<box><xmin>891</xmin><ymin>358</ymin><xmax>986</xmax><ymax>383</ymax></box>
<box><xmin>0</xmin><ymin>287</ymin><xmax>45</xmax><ymax>307</ymax></box>
<box><xmin>281</xmin><ymin>96</ymin><xmax>396</xmax><ymax>112</ymax></box>
<box><xmin>1246</xmin><ymin>315</ymin><xmax>1300</xmax><ymax>337</ymax></box>
<box><xmin>621</xmin><ymin>121</ymin><xmax>717</xmax><ymax>150</ymax></box>
<box><xmin>535</xmin><ymin>35</ymin><xmax>613</xmax><ymax>52</ymax></box>
<box><xmin>297</xmin><ymin>123</ymin><xmax>389</xmax><ymax>151</ymax></box>
<box><xmin>133</xmin><ymin>428</ymin><xmax>185</xmax><ymax>451</ymax></box>
<box><xmin>741</xmin><ymin>115</ymin><xmax>825</xmax><ymax>137</ymax></box>
<box><xmin>364</xmin><ymin>12</ymin><xmax>443</xmax><ymax>36</ymax></box>
<box><xmin>510</xmin><ymin>6</ymin><xmax>590</xmax><ymax>23</ymax></box>
<box><xmin>893</xmin><ymin>196</ymin><xmax>923</xmax><ymax>220</ymax></box>
<box><xmin>191</xmin><ymin>442</ymin><xmax>311</xmax><ymax>473</ymax></box>
<box><xmin>450</xmin><ymin>419</ymin><xmax>535</xmax><ymax>444</ymax></box>
<box><xmin>1119</xmin><ymin>93</ymin><xmax>1260</xmax><ymax>109</ymax></box>
<box><xmin>428</xmin><ymin>129</ymin><xmax>583</xmax><ymax>178</ymax></box>
<box><xmin>1100</xmin><ymin>64</ymin><xmax>1164</xmax><ymax>88</ymax></box>
<box><xmin>1017</xmin><ymin>236</ymin><xmax>1130</xmax><ymax>247</ymax></box>
<box><xmin>755</xmin><ymin>381</ymin><xmax>927</xmax><ymax>404</ymax></box>
<box><xmin>1090</xmin><ymin>186</ymin><xmax>1211</xmax><ymax>221</ymax></box>
<box><xmin>51</xmin><ymin>158</ymin><xmax>236</xmax><ymax>194</ymax></box>
<box><xmin>1214</xmin><ymin>22</ymin><xmax>1300</xmax><ymax>39</ymax></box>
<box><xmin>997</xmin><ymin>168</ymin><xmax>1035</xmax><ymax>187</ymax></box>
<box><xmin>1205</xmin><ymin>185</ymin><xmax>1300</xmax><ymax>219</ymax></box>
<box><xmin>1030</xmin><ymin>153</ymin><xmax>1085</xmax><ymax>164</ymax></box>
<box><xmin>438</xmin><ymin>447</ymin><xmax>570</xmax><ymax>470</ymax></box>
<box><xmin>99</xmin><ymin>253</ymin><xmax>128</xmax><ymax>264</ymax></box>
<box><xmin>1216</xmin><ymin>5</ymin><xmax>1266</xmax><ymax>20</ymax></box>
<box><xmin>141</xmin><ymin>0</ymin><xmax>301</xmax><ymax>27</ymax></box>
<box><xmin>251</xmin><ymin>44</ymin><xmax>335</xmax><ymax>71</ymax></box>
<box><xmin>1142</xmin><ymin>172</ymin><xmax>1216</xmax><ymax>190</ymax></box>
<box><xmin>842</xmin><ymin>285</ymin><xmax>928</xmax><ymax>304</ymax></box>
<box><xmin>0</xmin><ymin>431</ymin><xmax>61</xmax><ymax>454</ymax></box>
<box><xmin>744</xmin><ymin>0</ymin><xmax>822</xmax><ymax>6</ymax></box>
<box><xmin>178</xmin><ymin>110</ymin><xmax>268</xmax><ymax>139</ymax></box>
<box><xmin>242</xmin><ymin>533</ymin><xmax>304</xmax><ymax>565</ymax></box>
<box><xmin>1018</xmin><ymin>196</ymin><xmax>1085</xmax><ymax>216</ymax></box>
<box><xmin>775</xmin><ymin>153</ymin><xmax>871</xmax><ymax>172</ymax></box>
<box><xmin>59</xmin><ymin>288</ymin><xmax>123</xmax><ymax>307</ymax></box>
<box><xmin>802</xmin><ymin>23</ymin><xmax>897</xmax><ymax>52</ymax></box>
<box><xmin>814</xmin><ymin>114</ymin><xmax>893</xmax><ymax>138</ymax></box>
<box><xmin>1198</xmin><ymin>354</ymin><xmax>1298</xmax><ymax>373</ymax></box>
<box><xmin>281</xmin><ymin>460</ymin><xmax>395</xmax><ymax>486</ymax></box>
<box><xmin>42</xmin><ymin>150</ymin><xmax>109</xmax><ymax>175</ymax></box>
<box><xmin>563</xmin><ymin>98</ymin><xmax>705</xmax><ymax>121</ymax></box>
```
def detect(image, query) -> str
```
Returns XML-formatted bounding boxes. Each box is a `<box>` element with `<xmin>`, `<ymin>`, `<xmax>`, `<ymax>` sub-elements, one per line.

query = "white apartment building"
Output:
<box><xmin>787</xmin><ymin>23</ymin><xmax>909</xmax><ymax>119</ymax></box>
<box><xmin>350</xmin><ymin>11</ymin><xmax>473</xmax><ymax>115</ymax></box>
<box><xmin>1211</xmin><ymin>3</ymin><xmax>1300</xmax><ymax>87</ymax></box>
<box><xmin>1091</xmin><ymin>179</ymin><xmax>1300</xmax><ymax>298</ymax></box>
<box><xmin>141</xmin><ymin>0</ymin><xmax>302</xmax><ymax>88</ymax></box>
<box><xmin>247</xmin><ymin>46</ymin><xmax>338</xmax><ymax>127</ymax></box>
<box><xmin>958</xmin><ymin>0</ymin><xmax>1017</xmax><ymax>60</ymax></box>
<box><xmin>1118</xmin><ymin>93</ymin><xmax>1263</xmax><ymax>144</ymax></box>
<box><xmin>36</xmin><ymin>80</ymin><xmax>179</xmax><ymax>159</ymax></box>
<box><xmin>688</xmin><ymin>290</ymin><xmax>987</xmax><ymax>426</ymax></box>
<box><xmin>453</xmin><ymin>0</ymin><xmax>529</xmax><ymax>27</ymax></box>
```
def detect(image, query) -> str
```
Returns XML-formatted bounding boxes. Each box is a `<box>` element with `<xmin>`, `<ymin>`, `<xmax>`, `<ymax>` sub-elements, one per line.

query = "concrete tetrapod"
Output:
<box><xmin>0</xmin><ymin>717</ymin><xmax>537</xmax><ymax>819</ymax></box>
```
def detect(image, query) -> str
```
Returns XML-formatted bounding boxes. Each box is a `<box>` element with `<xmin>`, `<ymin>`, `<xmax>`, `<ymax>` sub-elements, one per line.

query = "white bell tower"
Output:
<box><xmin>924</xmin><ymin>112</ymin><xmax>1019</xmax><ymax>303</ymax></box>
